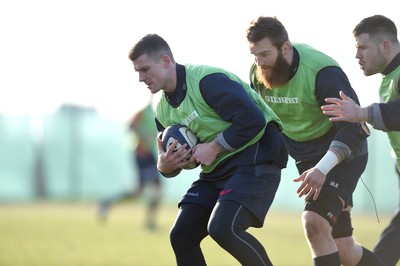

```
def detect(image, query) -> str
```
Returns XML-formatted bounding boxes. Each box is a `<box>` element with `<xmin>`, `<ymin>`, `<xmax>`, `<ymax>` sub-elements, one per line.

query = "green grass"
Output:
<box><xmin>0</xmin><ymin>202</ymin><xmax>395</xmax><ymax>266</ymax></box>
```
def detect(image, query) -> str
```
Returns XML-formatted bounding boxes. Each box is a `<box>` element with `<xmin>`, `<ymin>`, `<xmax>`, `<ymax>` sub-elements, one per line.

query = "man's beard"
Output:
<box><xmin>256</xmin><ymin>52</ymin><xmax>291</xmax><ymax>89</ymax></box>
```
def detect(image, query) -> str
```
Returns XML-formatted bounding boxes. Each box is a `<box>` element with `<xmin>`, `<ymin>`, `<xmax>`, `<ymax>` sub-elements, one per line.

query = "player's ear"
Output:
<box><xmin>281</xmin><ymin>41</ymin><xmax>291</xmax><ymax>55</ymax></box>
<box><xmin>160</xmin><ymin>55</ymin><xmax>171</xmax><ymax>67</ymax></box>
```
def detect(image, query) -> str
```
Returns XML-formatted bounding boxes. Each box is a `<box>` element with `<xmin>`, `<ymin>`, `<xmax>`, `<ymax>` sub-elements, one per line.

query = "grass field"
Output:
<box><xmin>0</xmin><ymin>201</ymin><xmax>395</xmax><ymax>266</ymax></box>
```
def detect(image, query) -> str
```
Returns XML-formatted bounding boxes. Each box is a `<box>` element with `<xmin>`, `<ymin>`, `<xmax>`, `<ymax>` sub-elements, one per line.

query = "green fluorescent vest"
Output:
<box><xmin>380</xmin><ymin>65</ymin><xmax>400</xmax><ymax>170</ymax></box>
<box><xmin>156</xmin><ymin>64</ymin><xmax>282</xmax><ymax>173</ymax></box>
<box><xmin>250</xmin><ymin>43</ymin><xmax>339</xmax><ymax>142</ymax></box>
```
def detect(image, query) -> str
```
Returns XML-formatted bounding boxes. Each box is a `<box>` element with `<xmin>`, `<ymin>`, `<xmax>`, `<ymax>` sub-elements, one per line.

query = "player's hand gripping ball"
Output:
<box><xmin>161</xmin><ymin>124</ymin><xmax>200</xmax><ymax>169</ymax></box>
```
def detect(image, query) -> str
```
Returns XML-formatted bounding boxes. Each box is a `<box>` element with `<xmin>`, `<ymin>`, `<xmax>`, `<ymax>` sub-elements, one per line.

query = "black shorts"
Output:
<box><xmin>296</xmin><ymin>153</ymin><xmax>368</xmax><ymax>206</ymax></box>
<box><xmin>179</xmin><ymin>163</ymin><xmax>281</xmax><ymax>228</ymax></box>
<box><xmin>300</xmin><ymin>153</ymin><xmax>368</xmax><ymax>236</ymax></box>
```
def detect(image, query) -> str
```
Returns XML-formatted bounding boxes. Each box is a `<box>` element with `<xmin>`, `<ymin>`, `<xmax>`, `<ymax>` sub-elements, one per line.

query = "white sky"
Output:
<box><xmin>0</xmin><ymin>0</ymin><xmax>398</xmax><ymax>122</ymax></box>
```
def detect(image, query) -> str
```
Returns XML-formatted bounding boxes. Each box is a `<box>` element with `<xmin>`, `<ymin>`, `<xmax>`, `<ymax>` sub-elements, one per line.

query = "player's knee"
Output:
<box><xmin>169</xmin><ymin>225</ymin><xmax>188</xmax><ymax>249</ymax></box>
<box><xmin>208</xmin><ymin>217</ymin><xmax>229</xmax><ymax>243</ymax></box>
<box><xmin>302</xmin><ymin>211</ymin><xmax>327</xmax><ymax>240</ymax></box>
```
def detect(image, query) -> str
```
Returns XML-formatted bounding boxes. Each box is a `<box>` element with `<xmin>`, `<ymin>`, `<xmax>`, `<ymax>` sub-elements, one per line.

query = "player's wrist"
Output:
<box><xmin>354</xmin><ymin>104</ymin><xmax>367</xmax><ymax>122</ymax></box>
<box><xmin>315</xmin><ymin>150</ymin><xmax>339</xmax><ymax>175</ymax></box>
<box><xmin>214</xmin><ymin>139</ymin><xmax>226</xmax><ymax>153</ymax></box>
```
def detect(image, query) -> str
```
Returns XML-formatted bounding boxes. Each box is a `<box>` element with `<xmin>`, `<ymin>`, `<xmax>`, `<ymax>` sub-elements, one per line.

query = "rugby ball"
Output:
<box><xmin>161</xmin><ymin>124</ymin><xmax>200</xmax><ymax>169</ymax></box>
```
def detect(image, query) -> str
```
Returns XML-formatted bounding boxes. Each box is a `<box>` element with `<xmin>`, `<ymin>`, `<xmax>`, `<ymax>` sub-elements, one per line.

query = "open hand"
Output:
<box><xmin>321</xmin><ymin>91</ymin><xmax>364</xmax><ymax>122</ymax></box>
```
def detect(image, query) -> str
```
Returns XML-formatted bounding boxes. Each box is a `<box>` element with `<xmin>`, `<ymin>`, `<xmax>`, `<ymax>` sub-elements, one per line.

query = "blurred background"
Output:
<box><xmin>0</xmin><ymin>106</ymin><xmax>396</xmax><ymax>215</ymax></box>
<box><xmin>0</xmin><ymin>0</ymin><xmax>398</xmax><ymax>217</ymax></box>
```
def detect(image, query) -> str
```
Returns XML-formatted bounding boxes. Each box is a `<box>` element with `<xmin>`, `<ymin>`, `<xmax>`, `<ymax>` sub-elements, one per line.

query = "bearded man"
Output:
<box><xmin>246</xmin><ymin>16</ymin><xmax>384</xmax><ymax>266</ymax></box>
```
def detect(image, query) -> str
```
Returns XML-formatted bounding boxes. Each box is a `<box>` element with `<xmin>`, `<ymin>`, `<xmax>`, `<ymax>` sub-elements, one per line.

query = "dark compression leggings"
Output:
<box><xmin>170</xmin><ymin>201</ymin><xmax>272</xmax><ymax>266</ymax></box>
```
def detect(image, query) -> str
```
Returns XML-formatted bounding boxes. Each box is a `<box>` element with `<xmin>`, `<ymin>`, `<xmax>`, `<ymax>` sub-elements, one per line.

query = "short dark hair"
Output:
<box><xmin>246</xmin><ymin>16</ymin><xmax>289</xmax><ymax>47</ymax></box>
<box><xmin>353</xmin><ymin>15</ymin><xmax>398</xmax><ymax>43</ymax></box>
<box><xmin>128</xmin><ymin>34</ymin><xmax>175</xmax><ymax>62</ymax></box>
